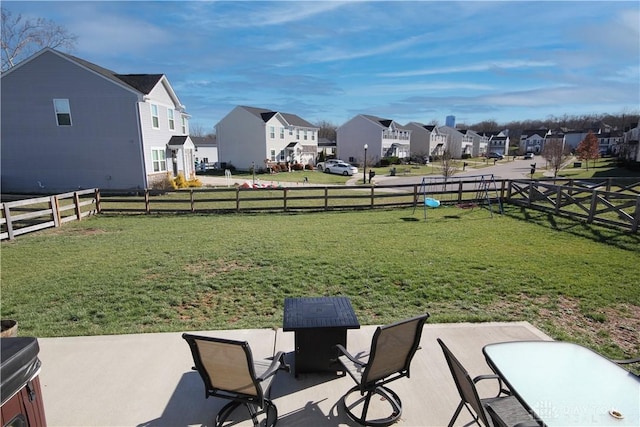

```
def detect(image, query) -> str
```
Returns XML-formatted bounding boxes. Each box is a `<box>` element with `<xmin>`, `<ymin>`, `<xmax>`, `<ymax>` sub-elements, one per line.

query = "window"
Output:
<box><xmin>280</xmin><ymin>127</ymin><xmax>285</xmax><ymax>139</ymax></box>
<box><xmin>152</xmin><ymin>149</ymin><xmax>167</xmax><ymax>172</ymax></box>
<box><xmin>270</xmin><ymin>150</ymin><xmax>276</xmax><ymax>161</ymax></box>
<box><xmin>289</xmin><ymin>128</ymin><xmax>293</xmax><ymax>135</ymax></box>
<box><xmin>168</xmin><ymin>109</ymin><xmax>175</xmax><ymax>130</ymax></box>
<box><xmin>270</xmin><ymin>126</ymin><xmax>275</xmax><ymax>139</ymax></box>
<box><xmin>311</xmin><ymin>131</ymin><xmax>315</xmax><ymax>141</ymax></box>
<box><xmin>304</xmin><ymin>130</ymin><xmax>308</xmax><ymax>140</ymax></box>
<box><xmin>53</xmin><ymin>99</ymin><xmax>72</xmax><ymax>126</ymax></box>
<box><xmin>151</xmin><ymin>104</ymin><xmax>159</xmax><ymax>128</ymax></box>
<box><xmin>181</xmin><ymin>116</ymin><xmax>187</xmax><ymax>134</ymax></box>
<box><xmin>296</xmin><ymin>130</ymin><xmax>300</xmax><ymax>139</ymax></box>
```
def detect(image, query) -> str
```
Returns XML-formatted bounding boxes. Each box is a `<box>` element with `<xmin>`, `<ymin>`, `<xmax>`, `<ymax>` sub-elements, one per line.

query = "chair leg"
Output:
<box><xmin>215</xmin><ymin>400</ymin><xmax>277</xmax><ymax>427</ymax></box>
<box><xmin>340</xmin><ymin>385</ymin><xmax>403</xmax><ymax>426</ymax></box>
<box><xmin>447</xmin><ymin>400</ymin><xmax>465</xmax><ymax>427</ymax></box>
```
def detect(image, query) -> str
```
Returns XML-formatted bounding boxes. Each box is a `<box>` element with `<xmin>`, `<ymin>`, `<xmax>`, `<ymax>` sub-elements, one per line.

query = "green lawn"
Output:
<box><xmin>2</xmin><ymin>204</ymin><xmax>639</xmax><ymax>360</ymax></box>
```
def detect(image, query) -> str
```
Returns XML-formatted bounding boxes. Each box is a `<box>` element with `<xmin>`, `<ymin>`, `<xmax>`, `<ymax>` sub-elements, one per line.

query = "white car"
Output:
<box><xmin>316</xmin><ymin>159</ymin><xmax>343</xmax><ymax>171</ymax></box>
<box><xmin>324</xmin><ymin>162</ymin><xmax>358</xmax><ymax>176</ymax></box>
<box><xmin>523</xmin><ymin>152</ymin><xmax>534</xmax><ymax>160</ymax></box>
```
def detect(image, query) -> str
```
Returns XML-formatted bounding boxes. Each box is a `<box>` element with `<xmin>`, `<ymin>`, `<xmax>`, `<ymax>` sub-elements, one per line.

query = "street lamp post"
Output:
<box><xmin>363</xmin><ymin>144</ymin><xmax>368</xmax><ymax>184</ymax></box>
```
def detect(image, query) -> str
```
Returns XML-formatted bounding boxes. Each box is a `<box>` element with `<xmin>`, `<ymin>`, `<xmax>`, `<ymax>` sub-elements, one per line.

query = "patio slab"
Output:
<box><xmin>36</xmin><ymin>321</ymin><xmax>550</xmax><ymax>427</ymax></box>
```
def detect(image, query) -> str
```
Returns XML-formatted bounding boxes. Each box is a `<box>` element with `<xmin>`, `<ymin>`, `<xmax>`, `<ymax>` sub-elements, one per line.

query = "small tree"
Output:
<box><xmin>1</xmin><ymin>8</ymin><xmax>77</xmax><ymax>71</ymax></box>
<box><xmin>541</xmin><ymin>140</ymin><xmax>569</xmax><ymax>178</ymax></box>
<box><xmin>440</xmin><ymin>150</ymin><xmax>458</xmax><ymax>188</ymax></box>
<box><xmin>575</xmin><ymin>131</ymin><xmax>600</xmax><ymax>170</ymax></box>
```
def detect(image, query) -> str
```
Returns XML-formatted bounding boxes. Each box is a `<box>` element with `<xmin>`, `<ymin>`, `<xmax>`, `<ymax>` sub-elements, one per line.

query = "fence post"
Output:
<box><xmin>587</xmin><ymin>190</ymin><xmax>598</xmax><ymax>224</ymax></box>
<box><xmin>236</xmin><ymin>188</ymin><xmax>240</xmax><ymax>212</ymax></box>
<box><xmin>51</xmin><ymin>196</ymin><xmax>61</xmax><ymax>227</ymax></box>
<box><xmin>632</xmin><ymin>197</ymin><xmax>640</xmax><ymax>233</ymax></box>
<box><xmin>95</xmin><ymin>189</ymin><xmax>102</xmax><ymax>213</ymax></box>
<box><xmin>3</xmin><ymin>203</ymin><xmax>15</xmax><ymax>240</ymax></box>
<box><xmin>457</xmin><ymin>181</ymin><xmax>463</xmax><ymax>203</ymax></box>
<box><xmin>74</xmin><ymin>192</ymin><xmax>82</xmax><ymax>220</ymax></box>
<box><xmin>145</xmin><ymin>189</ymin><xmax>150</xmax><ymax>214</ymax></box>
<box><xmin>370</xmin><ymin>186</ymin><xmax>374</xmax><ymax>208</ymax></box>
<box><xmin>413</xmin><ymin>184</ymin><xmax>418</xmax><ymax>207</ymax></box>
<box><xmin>324</xmin><ymin>187</ymin><xmax>328</xmax><ymax>211</ymax></box>
<box><xmin>555</xmin><ymin>185</ymin><xmax>562</xmax><ymax>214</ymax></box>
<box><xmin>190</xmin><ymin>189</ymin><xmax>195</xmax><ymax>212</ymax></box>
<box><xmin>284</xmin><ymin>188</ymin><xmax>288</xmax><ymax>212</ymax></box>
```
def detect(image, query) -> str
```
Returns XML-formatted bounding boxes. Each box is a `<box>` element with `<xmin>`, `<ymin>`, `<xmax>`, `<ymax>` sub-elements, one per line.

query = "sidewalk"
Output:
<box><xmin>37</xmin><ymin>321</ymin><xmax>550</xmax><ymax>426</ymax></box>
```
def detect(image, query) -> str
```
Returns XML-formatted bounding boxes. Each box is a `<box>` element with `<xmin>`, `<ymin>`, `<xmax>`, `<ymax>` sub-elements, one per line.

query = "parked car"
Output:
<box><xmin>324</xmin><ymin>162</ymin><xmax>358</xmax><ymax>176</ymax></box>
<box><xmin>316</xmin><ymin>159</ymin><xmax>343</xmax><ymax>171</ymax></box>
<box><xmin>523</xmin><ymin>152</ymin><xmax>534</xmax><ymax>160</ymax></box>
<box><xmin>487</xmin><ymin>152</ymin><xmax>504</xmax><ymax>160</ymax></box>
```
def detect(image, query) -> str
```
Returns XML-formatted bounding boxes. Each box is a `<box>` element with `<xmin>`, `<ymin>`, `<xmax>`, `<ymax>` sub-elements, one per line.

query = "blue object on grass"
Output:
<box><xmin>424</xmin><ymin>198</ymin><xmax>440</xmax><ymax>208</ymax></box>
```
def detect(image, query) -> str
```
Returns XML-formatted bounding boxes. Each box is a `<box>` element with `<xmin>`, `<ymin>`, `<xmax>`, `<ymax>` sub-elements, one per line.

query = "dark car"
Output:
<box><xmin>523</xmin><ymin>152</ymin><xmax>534</xmax><ymax>160</ymax></box>
<box><xmin>487</xmin><ymin>152</ymin><xmax>504</xmax><ymax>160</ymax></box>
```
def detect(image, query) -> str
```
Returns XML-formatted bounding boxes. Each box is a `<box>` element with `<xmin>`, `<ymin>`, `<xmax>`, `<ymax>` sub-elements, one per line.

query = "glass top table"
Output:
<box><xmin>483</xmin><ymin>341</ymin><xmax>640</xmax><ymax>427</ymax></box>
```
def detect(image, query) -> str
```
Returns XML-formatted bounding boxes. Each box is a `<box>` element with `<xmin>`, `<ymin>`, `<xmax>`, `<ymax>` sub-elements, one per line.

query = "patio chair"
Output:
<box><xmin>182</xmin><ymin>333</ymin><xmax>289</xmax><ymax>427</ymax></box>
<box><xmin>336</xmin><ymin>313</ymin><xmax>430</xmax><ymax>426</ymax></box>
<box><xmin>437</xmin><ymin>338</ymin><xmax>539</xmax><ymax>427</ymax></box>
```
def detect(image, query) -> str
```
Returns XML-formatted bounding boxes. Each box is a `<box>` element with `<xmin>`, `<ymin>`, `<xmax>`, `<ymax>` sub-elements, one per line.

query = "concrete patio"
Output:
<box><xmin>37</xmin><ymin>321</ymin><xmax>551</xmax><ymax>427</ymax></box>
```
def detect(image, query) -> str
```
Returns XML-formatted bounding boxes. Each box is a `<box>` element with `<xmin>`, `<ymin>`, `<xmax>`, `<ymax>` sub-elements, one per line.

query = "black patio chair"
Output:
<box><xmin>182</xmin><ymin>333</ymin><xmax>289</xmax><ymax>427</ymax></box>
<box><xmin>437</xmin><ymin>338</ymin><xmax>539</xmax><ymax>427</ymax></box>
<box><xmin>336</xmin><ymin>313</ymin><xmax>430</xmax><ymax>426</ymax></box>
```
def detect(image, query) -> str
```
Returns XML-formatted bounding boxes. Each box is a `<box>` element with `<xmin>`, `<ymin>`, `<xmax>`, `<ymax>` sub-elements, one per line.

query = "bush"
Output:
<box><xmin>173</xmin><ymin>173</ymin><xmax>187</xmax><ymax>188</ymax></box>
<box><xmin>292</xmin><ymin>163</ymin><xmax>304</xmax><ymax>171</ymax></box>
<box><xmin>305</xmin><ymin>164</ymin><xmax>315</xmax><ymax>171</ymax></box>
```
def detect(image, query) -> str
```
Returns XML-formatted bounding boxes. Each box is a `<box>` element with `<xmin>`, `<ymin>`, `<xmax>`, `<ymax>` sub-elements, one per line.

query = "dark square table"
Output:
<box><xmin>283</xmin><ymin>296</ymin><xmax>360</xmax><ymax>377</ymax></box>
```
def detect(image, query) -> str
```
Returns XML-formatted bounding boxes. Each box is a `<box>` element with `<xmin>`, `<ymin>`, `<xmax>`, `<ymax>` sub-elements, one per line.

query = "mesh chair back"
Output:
<box><xmin>437</xmin><ymin>338</ymin><xmax>491</xmax><ymax>426</ymax></box>
<box><xmin>184</xmin><ymin>334</ymin><xmax>262</xmax><ymax>399</ymax></box>
<box><xmin>363</xmin><ymin>314</ymin><xmax>429</xmax><ymax>384</ymax></box>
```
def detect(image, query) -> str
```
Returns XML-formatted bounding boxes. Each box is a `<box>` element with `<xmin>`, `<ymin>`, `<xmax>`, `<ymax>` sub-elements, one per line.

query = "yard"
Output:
<box><xmin>1</xmin><ymin>204</ymin><xmax>638</xmax><ymax>361</ymax></box>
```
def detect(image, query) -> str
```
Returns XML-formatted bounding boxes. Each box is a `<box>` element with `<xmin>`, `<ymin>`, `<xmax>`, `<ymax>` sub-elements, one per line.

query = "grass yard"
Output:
<box><xmin>1</xmin><ymin>204</ymin><xmax>639</xmax><ymax>360</ymax></box>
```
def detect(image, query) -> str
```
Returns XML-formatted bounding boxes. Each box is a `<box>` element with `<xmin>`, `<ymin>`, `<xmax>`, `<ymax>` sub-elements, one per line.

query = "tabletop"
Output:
<box><xmin>483</xmin><ymin>341</ymin><xmax>640</xmax><ymax>427</ymax></box>
<box><xmin>283</xmin><ymin>296</ymin><xmax>360</xmax><ymax>331</ymax></box>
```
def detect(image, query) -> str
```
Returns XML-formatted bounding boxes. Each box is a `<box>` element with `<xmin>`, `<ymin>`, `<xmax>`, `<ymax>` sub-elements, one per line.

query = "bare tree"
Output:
<box><xmin>575</xmin><ymin>131</ymin><xmax>599</xmax><ymax>170</ymax></box>
<box><xmin>1</xmin><ymin>8</ymin><xmax>77</xmax><ymax>71</ymax></box>
<box><xmin>316</xmin><ymin>120</ymin><xmax>337</xmax><ymax>141</ymax></box>
<box><xmin>440</xmin><ymin>150</ymin><xmax>458</xmax><ymax>188</ymax></box>
<box><xmin>541</xmin><ymin>140</ymin><xmax>570</xmax><ymax>178</ymax></box>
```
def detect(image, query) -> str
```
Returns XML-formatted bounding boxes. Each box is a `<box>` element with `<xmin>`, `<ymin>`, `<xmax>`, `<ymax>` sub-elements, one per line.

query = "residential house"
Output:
<box><xmin>544</xmin><ymin>130</ymin><xmax>567</xmax><ymax>153</ymax></box>
<box><xmin>438</xmin><ymin>126</ymin><xmax>473</xmax><ymax>158</ymax></box>
<box><xmin>337</xmin><ymin>115</ymin><xmax>411</xmax><ymax>165</ymax></box>
<box><xmin>520</xmin><ymin>129</ymin><xmax>549</xmax><ymax>154</ymax></box>
<box><xmin>1</xmin><ymin>48</ymin><xmax>194</xmax><ymax>193</ymax></box>
<box><xmin>487</xmin><ymin>132</ymin><xmax>510</xmax><ymax>157</ymax></box>
<box><xmin>459</xmin><ymin>129</ymin><xmax>489</xmax><ymax>157</ymax></box>
<box><xmin>317</xmin><ymin>137</ymin><xmax>337</xmax><ymax>159</ymax></box>
<box><xmin>619</xmin><ymin>120</ymin><xmax>640</xmax><ymax>162</ymax></box>
<box><xmin>215</xmin><ymin>106</ymin><xmax>318</xmax><ymax>171</ymax></box>
<box><xmin>405</xmin><ymin>122</ymin><xmax>448</xmax><ymax>161</ymax></box>
<box><xmin>192</xmin><ymin>135</ymin><xmax>218</xmax><ymax>170</ymax></box>
<box><xmin>595</xmin><ymin>130</ymin><xmax>623</xmax><ymax>155</ymax></box>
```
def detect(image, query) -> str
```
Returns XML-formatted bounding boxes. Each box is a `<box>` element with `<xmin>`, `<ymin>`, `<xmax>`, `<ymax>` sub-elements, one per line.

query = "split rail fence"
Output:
<box><xmin>1</xmin><ymin>177</ymin><xmax>638</xmax><ymax>240</ymax></box>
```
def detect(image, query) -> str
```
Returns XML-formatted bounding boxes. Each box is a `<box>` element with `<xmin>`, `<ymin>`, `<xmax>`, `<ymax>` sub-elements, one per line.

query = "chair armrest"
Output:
<box><xmin>335</xmin><ymin>344</ymin><xmax>367</xmax><ymax>367</ymax></box>
<box><xmin>257</xmin><ymin>351</ymin><xmax>289</xmax><ymax>381</ymax></box>
<box><xmin>473</xmin><ymin>374</ymin><xmax>510</xmax><ymax>397</ymax></box>
<box><xmin>613</xmin><ymin>357</ymin><xmax>640</xmax><ymax>365</ymax></box>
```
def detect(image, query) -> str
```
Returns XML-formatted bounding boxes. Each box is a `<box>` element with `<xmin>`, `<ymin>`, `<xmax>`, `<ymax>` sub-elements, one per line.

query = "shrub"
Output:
<box><xmin>292</xmin><ymin>163</ymin><xmax>304</xmax><ymax>171</ymax></box>
<box><xmin>305</xmin><ymin>164</ymin><xmax>315</xmax><ymax>170</ymax></box>
<box><xmin>174</xmin><ymin>173</ymin><xmax>187</xmax><ymax>188</ymax></box>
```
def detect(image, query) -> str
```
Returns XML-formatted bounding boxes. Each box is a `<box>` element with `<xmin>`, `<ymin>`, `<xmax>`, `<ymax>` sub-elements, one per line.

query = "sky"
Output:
<box><xmin>4</xmin><ymin>1</ymin><xmax>640</xmax><ymax>132</ymax></box>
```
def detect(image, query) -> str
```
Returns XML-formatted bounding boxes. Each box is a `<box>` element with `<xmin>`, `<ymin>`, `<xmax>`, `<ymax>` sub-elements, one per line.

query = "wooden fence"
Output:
<box><xmin>2</xmin><ymin>177</ymin><xmax>638</xmax><ymax>239</ymax></box>
<box><xmin>1</xmin><ymin>189</ymin><xmax>98</xmax><ymax>240</ymax></box>
<box><xmin>506</xmin><ymin>178</ymin><xmax>640</xmax><ymax>232</ymax></box>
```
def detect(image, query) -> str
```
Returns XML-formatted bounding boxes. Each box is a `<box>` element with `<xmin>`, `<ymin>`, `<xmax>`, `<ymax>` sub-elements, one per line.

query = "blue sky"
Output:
<box><xmin>5</xmin><ymin>1</ymin><xmax>640</xmax><ymax>132</ymax></box>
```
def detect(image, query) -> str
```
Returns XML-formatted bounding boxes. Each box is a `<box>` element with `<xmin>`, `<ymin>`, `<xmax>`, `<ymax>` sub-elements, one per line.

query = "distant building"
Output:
<box><xmin>445</xmin><ymin>115</ymin><xmax>456</xmax><ymax>128</ymax></box>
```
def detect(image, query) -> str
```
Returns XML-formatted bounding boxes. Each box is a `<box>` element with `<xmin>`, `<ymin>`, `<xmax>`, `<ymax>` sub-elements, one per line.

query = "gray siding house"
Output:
<box><xmin>1</xmin><ymin>48</ymin><xmax>194</xmax><ymax>193</ymax></box>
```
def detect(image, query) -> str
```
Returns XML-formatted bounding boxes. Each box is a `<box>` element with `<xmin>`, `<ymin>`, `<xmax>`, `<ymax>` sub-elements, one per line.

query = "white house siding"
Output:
<box><xmin>406</xmin><ymin>123</ymin><xmax>431</xmax><ymax>158</ymax></box>
<box><xmin>438</xmin><ymin>126</ymin><xmax>464</xmax><ymax>158</ymax></box>
<box><xmin>337</xmin><ymin>116</ymin><xmax>384</xmax><ymax>165</ymax></box>
<box><xmin>138</xmin><ymin>81</ymin><xmax>194</xmax><ymax>182</ymax></box>
<box><xmin>216</xmin><ymin>106</ymin><xmax>269</xmax><ymax>170</ymax></box>
<box><xmin>1</xmin><ymin>49</ymin><xmax>147</xmax><ymax>193</ymax></box>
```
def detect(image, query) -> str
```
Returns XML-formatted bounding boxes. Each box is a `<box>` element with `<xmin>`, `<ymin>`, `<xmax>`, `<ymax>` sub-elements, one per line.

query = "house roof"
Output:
<box><xmin>7</xmin><ymin>48</ymin><xmax>185</xmax><ymax>110</ymax></box>
<box><xmin>240</xmin><ymin>106</ymin><xmax>316</xmax><ymax>129</ymax></box>
<box><xmin>361</xmin><ymin>114</ymin><xmax>411</xmax><ymax>130</ymax></box>
<box><xmin>168</xmin><ymin>135</ymin><xmax>190</xmax><ymax>146</ymax></box>
<box><xmin>191</xmin><ymin>136</ymin><xmax>216</xmax><ymax>147</ymax></box>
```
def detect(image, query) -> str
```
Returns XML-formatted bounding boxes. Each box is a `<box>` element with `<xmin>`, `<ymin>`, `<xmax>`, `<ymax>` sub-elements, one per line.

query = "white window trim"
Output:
<box><xmin>151</xmin><ymin>104</ymin><xmax>160</xmax><ymax>129</ymax></box>
<box><xmin>168</xmin><ymin>108</ymin><xmax>175</xmax><ymax>130</ymax></box>
<box><xmin>53</xmin><ymin>99</ymin><xmax>72</xmax><ymax>126</ymax></box>
<box><xmin>151</xmin><ymin>148</ymin><xmax>167</xmax><ymax>172</ymax></box>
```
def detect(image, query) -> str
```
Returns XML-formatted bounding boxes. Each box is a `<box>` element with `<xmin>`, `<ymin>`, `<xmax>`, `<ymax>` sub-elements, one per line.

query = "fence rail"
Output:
<box><xmin>2</xmin><ymin>178</ymin><xmax>638</xmax><ymax>239</ymax></box>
